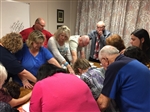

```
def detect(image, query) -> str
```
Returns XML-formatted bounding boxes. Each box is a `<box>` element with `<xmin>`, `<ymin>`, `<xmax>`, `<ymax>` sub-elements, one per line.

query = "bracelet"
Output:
<box><xmin>64</xmin><ymin>62</ymin><xmax>69</xmax><ymax>66</ymax></box>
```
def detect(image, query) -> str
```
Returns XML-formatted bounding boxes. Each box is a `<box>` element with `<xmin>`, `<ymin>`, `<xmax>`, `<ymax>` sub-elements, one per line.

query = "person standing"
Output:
<box><xmin>88</xmin><ymin>21</ymin><xmax>111</xmax><ymax>62</ymax></box>
<box><xmin>20</xmin><ymin>17</ymin><xmax>53</xmax><ymax>47</ymax></box>
<box><xmin>97</xmin><ymin>45</ymin><xmax>150</xmax><ymax>112</ymax></box>
<box><xmin>69</xmin><ymin>35</ymin><xmax>90</xmax><ymax>64</ymax></box>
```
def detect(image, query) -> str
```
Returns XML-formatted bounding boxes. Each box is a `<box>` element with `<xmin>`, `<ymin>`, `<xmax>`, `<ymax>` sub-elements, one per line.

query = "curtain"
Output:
<box><xmin>75</xmin><ymin>0</ymin><xmax>150</xmax><ymax>59</ymax></box>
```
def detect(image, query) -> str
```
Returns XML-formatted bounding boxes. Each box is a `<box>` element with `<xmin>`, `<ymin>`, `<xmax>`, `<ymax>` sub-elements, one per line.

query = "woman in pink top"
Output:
<box><xmin>30</xmin><ymin>63</ymin><xmax>100</xmax><ymax>112</ymax></box>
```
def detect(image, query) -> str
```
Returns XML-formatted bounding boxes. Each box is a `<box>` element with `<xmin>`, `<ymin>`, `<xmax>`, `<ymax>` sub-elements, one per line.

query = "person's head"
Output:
<box><xmin>36</xmin><ymin>63</ymin><xmax>67</xmax><ymax>81</ymax></box>
<box><xmin>96</xmin><ymin>21</ymin><xmax>105</xmax><ymax>35</ymax></box>
<box><xmin>124</xmin><ymin>46</ymin><xmax>150</xmax><ymax>68</ymax></box>
<box><xmin>54</xmin><ymin>25</ymin><xmax>70</xmax><ymax>44</ymax></box>
<box><xmin>34</xmin><ymin>18</ymin><xmax>46</xmax><ymax>31</ymax></box>
<box><xmin>26</xmin><ymin>30</ymin><xmax>45</xmax><ymax>50</ymax></box>
<box><xmin>0</xmin><ymin>63</ymin><xmax>7</xmax><ymax>89</ymax></box>
<box><xmin>106</xmin><ymin>34</ymin><xmax>126</xmax><ymax>52</ymax></box>
<box><xmin>130</xmin><ymin>28</ymin><xmax>150</xmax><ymax>52</ymax></box>
<box><xmin>1</xmin><ymin>32</ymin><xmax>23</xmax><ymax>53</ymax></box>
<box><xmin>78</xmin><ymin>35</ymin><xmax>90</xmax><ymax>47</ymax></box>
<box><xmin>98</xmin><ymin>45</ymin><xmax>120</xmax><ymax>69</ymax></box>
<box><xmin>4</xmin><ymin>81</ymin><xmax>20</xmax><ymax>99</ymax></box>
<box><xmin>73</xmin><ymin>58</ymin><xmax>91</xmax><ymax>75</ymax></box>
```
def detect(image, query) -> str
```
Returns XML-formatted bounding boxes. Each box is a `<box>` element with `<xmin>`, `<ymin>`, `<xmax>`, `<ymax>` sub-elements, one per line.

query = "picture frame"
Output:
<box><xmin>57</xmin><ymin>9</ymin><xmax>64</xmax><ymax>23</ymax></box>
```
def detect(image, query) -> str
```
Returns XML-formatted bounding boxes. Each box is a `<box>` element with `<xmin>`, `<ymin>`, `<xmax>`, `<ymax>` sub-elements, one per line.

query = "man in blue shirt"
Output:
<box><xmin>97</xmin><ymin>45</ymin><xmax>150</xmax><ymax>112</ymax></box>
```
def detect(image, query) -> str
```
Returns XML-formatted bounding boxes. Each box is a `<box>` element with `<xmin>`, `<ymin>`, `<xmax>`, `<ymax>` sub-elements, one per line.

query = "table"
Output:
<box><xmin>17</xmin><ymin>87</ymin><xmax>32</xmax><ymax>112</ymax></box>
<box><xmin>89</xmin><ymin>61</ymin><xmax>102</xmax><ymax>68</ymax></box>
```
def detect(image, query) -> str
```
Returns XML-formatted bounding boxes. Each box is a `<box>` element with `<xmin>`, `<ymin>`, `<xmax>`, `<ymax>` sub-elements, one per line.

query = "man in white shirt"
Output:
<box><xmin>69</xmin><ymin>35</ymin><xmax>90</xmax><ymax>64</ymax></box>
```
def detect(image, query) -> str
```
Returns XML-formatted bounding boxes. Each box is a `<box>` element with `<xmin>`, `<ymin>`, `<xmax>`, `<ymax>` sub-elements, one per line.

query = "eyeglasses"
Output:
<box><xmin>37</xmin><ymin>23</ymin><xmax>45</xmax><ymax>27</ymax></box>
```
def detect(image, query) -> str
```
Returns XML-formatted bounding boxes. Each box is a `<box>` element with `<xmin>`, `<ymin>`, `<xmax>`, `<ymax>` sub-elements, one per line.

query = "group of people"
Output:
<box><xmin>0</xmin><ymin>17</ymin><xmax>150</xmax><ymax>112</ymax></box>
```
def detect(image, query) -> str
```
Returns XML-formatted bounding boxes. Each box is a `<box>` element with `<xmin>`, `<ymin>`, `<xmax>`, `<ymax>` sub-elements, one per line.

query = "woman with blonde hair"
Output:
<box><xmin>0</xmin><ymin>32</ymin><xmax>36</xmax><ymax>88</ymax></box>
<box><xmin>48</xmin><ymin>25</ymin><xmax>74</xmax><ymax>74</ymax></box>
<box><xmin>14</xmin><ymin>30</ymin><xmax>61</xmax><ymax>86</ymax></box>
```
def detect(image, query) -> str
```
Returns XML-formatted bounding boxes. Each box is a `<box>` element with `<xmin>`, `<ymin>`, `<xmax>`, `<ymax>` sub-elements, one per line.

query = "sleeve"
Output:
<box><xmin>42</xmin><ymin>47</ymin><xmax>53</xmax><ymax>60</ymax></box>
<box><xmin>88</xmin><ymin>30</ymin><xmax>95</xmax><ymax>40</ymax></box>
<box><xmin>2</xmin><ymin>53</ymin><xmax>24</xmax><ymax>76</ymax></box>
<box><xmin>101</xmin><ymin>65</ymin><xmax>119</xmax><ymax>99</ymax></box>
<box><xmin>47</xmin><ymin>37</ymin><xmax>66</xmax><ymax>63</ymax></box>
<box><xmin>69</xmin><ymin>40</ymin><xmax>78</xmax><ymax>52</ymax></box>
<box><xmin>30</xmin><ymin>82</ymin><xmax>42</xmax><ymax>112</ymax></box>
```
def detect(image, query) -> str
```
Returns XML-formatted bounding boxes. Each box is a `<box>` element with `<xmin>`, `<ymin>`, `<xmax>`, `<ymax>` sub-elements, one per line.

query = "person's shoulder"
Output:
<box><xmin>20</xmin><ymin>27</ymin><xmax>33</xmax><ymax>32</ymax></box>
<box><xmin>89</xmin><ymin>30</ymin><xmax>97</xmax><ymax>34</ymax></box>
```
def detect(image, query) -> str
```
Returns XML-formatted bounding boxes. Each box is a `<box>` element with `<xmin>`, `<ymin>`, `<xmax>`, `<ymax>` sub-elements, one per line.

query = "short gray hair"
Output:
<box><xmin>99</xmin><ymin>45</ymin><xmax>119</xmax><ymax>59</ymax></box>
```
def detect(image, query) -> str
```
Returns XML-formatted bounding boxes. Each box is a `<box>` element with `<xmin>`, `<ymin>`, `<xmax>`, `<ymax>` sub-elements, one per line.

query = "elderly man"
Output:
<box><xmin>88</xmin><ymin>21</ymin><xmax>111</xmax><ymax>62</ymax></box>
<box><xmin>69</xmin><ymin>35</ymin><xmax>90</xmax><ymax>64</ymax></box>
<box><xmin>97</xmin><ymin>45</ymin><xmax>150</xmax><ymax>112</ymax></box>
<box><xmin>20</xmin><ymin>17</ymin><xmax>53</xmax><ymax>47</ymax></box>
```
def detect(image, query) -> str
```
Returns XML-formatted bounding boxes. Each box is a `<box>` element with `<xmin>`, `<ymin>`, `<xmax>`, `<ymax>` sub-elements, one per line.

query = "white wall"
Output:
<box><xmin>0</xmin><ymin>0</ymin><xmax>77</xmax><ymax>36</ymax></box>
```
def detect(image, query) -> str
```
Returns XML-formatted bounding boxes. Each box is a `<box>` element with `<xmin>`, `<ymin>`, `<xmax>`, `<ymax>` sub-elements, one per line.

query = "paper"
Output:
<box><xmin>22</xmin><ymin>102</ymin><xmax>30</xmax><ymax>112</ymax></box>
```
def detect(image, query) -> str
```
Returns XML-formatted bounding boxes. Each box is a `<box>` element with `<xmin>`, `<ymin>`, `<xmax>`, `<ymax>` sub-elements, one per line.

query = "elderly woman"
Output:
<box><xmin>0</xmin><ymin>32</ymin><xmax>36</xmax><ymax>88</ymax></box>
<box><xmin>48</xmin><ymin>25</ymin><xmax>74</xmax><ymax>74</ymax></box>
<box><xmin>14</xmin><ymin>30</ymin><xmax>61</xmax><ymax>86</ymax></box>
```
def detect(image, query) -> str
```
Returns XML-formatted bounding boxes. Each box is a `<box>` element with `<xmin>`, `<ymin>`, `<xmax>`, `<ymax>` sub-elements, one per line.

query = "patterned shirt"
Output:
<box><xmin>80</xmin><ymin>67</ymin><xmax>105</xmax><ymax>100</ymax></box>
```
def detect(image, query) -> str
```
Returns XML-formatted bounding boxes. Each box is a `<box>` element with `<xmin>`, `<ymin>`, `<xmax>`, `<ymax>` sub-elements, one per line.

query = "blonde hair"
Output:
<box><xmin>26</xmin><ymin>30</ymin><xmax>45</xmax><ymax>48</ymax></box>
<box><xmin>0</xmin><ymin>63</ymin><xmax>7</xmax><ymax>88</ymax></box>
<box><xmin>54</xmin><ymin>25</ymin><xmax>70</xmax><ymax>42</ymax></box>
<box><xmin>1</xmin><ymin>32</ymin><xmax>23</xmax><ymax>53</ymax></box>
<box><xmin>73</xmin><ymin>58</ymin><xmax>91</xmax><ymax>75</ymax></box>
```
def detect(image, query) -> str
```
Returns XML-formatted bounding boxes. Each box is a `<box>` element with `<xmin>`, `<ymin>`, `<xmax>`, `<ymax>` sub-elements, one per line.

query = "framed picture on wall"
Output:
<box><xmin>57</xmin><ymin>9</ymin><xmax>64</xmax><ymax>23</ymax></box>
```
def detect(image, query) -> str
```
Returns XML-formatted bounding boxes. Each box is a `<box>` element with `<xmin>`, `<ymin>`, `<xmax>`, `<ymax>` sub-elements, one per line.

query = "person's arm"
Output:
<box><xmin>48</xmin><ymin>57</ymin><xmax>61</xmax><ymax>68</ymax></box>
<box><xmin>18</xmin><ymin>76</ymin><xmax>33</xmax><ymax>89</ymax></box>
<box><xmin>48</xmin><ymin>37</ymin><xmax>67</xmax><ymax>64</ymax></box>
<box><xmin>18</xmin><ymin>69</ymin><xmax>37</xmax><ymax>83</ymax></box>
<box><xmin>71</xmin><ymin>50</ymin><xmax>77</xmax><ymax>64</ymax></box>
<box><xmin>80</xmin><ymin>49</ymin><xmax>85</xmax><ymax>59</ymax></box>
<box><xmin>97</xmin><ymin>94</ymin><xmax>110</xmax><ymax>112</ymax></box>
<box><xmin>9</xmin><ymin>92</ymin><xmax>31</xmax><ymax>107</ymax></box>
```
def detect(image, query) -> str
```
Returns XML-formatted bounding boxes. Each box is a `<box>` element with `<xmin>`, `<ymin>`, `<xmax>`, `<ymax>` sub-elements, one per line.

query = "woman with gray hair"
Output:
<box><xmin>14</xmin><ymin>30</ymin><xmax>61</xmax><ymax>86</ymax></box>
<box><xmin>48</xmin><ymin>25</ymin><xmax>74</xmax><ymax>74</ymax></box>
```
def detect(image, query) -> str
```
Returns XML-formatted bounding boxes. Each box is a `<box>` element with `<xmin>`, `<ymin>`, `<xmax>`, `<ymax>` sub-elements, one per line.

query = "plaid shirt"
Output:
<box><xmin>80</xmin><ymin>67</ymin><xmax>105</xmax><ymax>100</ymax></box>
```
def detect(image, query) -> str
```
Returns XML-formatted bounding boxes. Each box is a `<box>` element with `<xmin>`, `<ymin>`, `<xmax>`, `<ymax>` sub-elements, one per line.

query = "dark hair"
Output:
<box><xmin>131</xmin><ymin>28</ymin><xmax>150</xmax><ymax>52</ymax></box>
<box><xmin>3</xmin><ymin>81</ymin><xmax>20</xmax><ymax>99</ymax></box>
<box><xmin>124</xmin><ymin>46</ymin><xmax>150</xmax><ymax>68</ymax></box>
<box><xmin>37</xmin><ymin>63</ymin><xmax>67</xmax><ymax>81</ymax></box>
